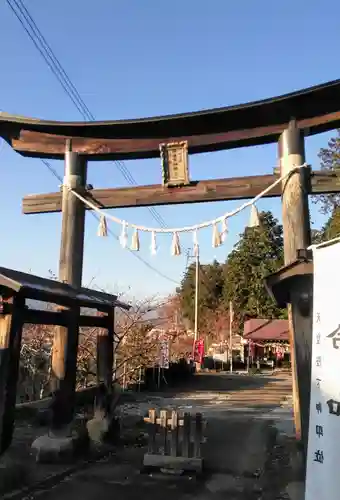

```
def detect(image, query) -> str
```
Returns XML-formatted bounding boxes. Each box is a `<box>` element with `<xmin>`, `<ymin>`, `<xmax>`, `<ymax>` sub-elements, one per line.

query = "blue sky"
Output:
<box><xmin>0</xmin><ymin>0</ymin><xmax>339</xmax><ymax>300</ymax></box>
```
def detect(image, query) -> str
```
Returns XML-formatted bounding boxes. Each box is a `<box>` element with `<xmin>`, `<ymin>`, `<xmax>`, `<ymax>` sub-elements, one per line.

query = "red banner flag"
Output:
<box><xmin>193</xmin><ymin>339</ymin><xmax>204</xmax><ymax>363</ymax></box>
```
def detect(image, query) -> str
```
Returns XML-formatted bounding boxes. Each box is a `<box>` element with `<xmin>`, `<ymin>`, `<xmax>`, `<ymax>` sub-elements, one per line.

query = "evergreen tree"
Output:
<box><xmin>317</xmin><ymin>130</ymin><xmax>340</xmax><ymax>214</ymax></box>
<box><xmin>321</xmin><ymin>207</ymin><xmax>340</xmax><ymax>240</ymax></box>
<box><xmin>314</xmin><ymin>130</ymin><xmax>340</xmax><ymax>241</ymax></box>
<box><xmin>178</xmin><ymin>259</ymin><xmax>224</xmax><ymax>330</ymax></box>
<box><xmin>223</xmin><ymin>211</ymin><xmax>286</xmax><ymax>331</ymax></box>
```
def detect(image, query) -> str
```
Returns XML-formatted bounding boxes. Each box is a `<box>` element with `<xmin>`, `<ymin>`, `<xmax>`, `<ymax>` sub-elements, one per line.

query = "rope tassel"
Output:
<box><xmin>212</xmin><ymin>222</ymin><xmax>222</xmax><ymax>248</ymax></box>
<box><xmin>131</xmin><ymin>229</ymin><xmax>140</xmax><ymax>251</ymax></box>
<box><xmin>97</xmin><ymin>215</ymin><xmax>108</xmax><ymax>237</ymax></box>
<box><xmin>119</xmin><ymin>221</ymin><xmax>128</xmax><ymax>248</ymax></box>
<box><xmin>171</xmin><ymin>232</ymin><xmax>181</xmax><ymax>256</ymax></box>
<box><xmin>65</xmin><ymin>164</ymin><xmax>306</xmax><ymax>253</ymax></box>
<box><xmin>151</xmin><ymin>231</ymin><xmax>157</xmax><ymax>255</ymax></box>
<box><xmin>221</xmin><ymin>217</ymin><xmax>228</xmax><ymax>242</ymax></box>
<box><xmin>249</xmin><ymin>205</ymin><xmax>261</xmax><ymax>228</ymax></box>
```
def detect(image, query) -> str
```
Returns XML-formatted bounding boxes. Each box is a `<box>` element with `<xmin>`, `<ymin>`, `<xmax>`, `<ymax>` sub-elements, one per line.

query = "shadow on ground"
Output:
<box><xmin>163</xmin><ymin>372</ymin><xmax>277</xmax><ymax>394</ymax></box>
<box><xmin>1</xmin><ymin>372</ymin><xmax>294</xmax><ymax>500</ymax></box>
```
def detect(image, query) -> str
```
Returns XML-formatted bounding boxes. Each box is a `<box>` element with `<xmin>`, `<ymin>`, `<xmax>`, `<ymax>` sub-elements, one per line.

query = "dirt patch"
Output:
<box><xmin>259</xmin><ymin>428</ymin><xmax>305</xmax><ymax>500</ymax></box>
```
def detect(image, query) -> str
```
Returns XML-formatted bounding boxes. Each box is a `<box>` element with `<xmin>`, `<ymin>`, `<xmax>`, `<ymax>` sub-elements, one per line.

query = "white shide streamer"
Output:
<box><xmin>64</xmin><ymin>164</ymin><xmax>307</xmax><ymax>253</ymax></box>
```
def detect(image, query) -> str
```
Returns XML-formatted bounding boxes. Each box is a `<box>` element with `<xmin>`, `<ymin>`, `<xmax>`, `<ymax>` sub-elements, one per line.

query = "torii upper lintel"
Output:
<box><xmin>1</xmin><ymin>79</ymin><xmax>340</xmax><ymax>161</ymax></box>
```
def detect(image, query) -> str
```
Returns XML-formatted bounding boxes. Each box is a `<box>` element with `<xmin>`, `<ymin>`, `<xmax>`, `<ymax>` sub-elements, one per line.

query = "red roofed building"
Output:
<box><xmin>244</xmin><ymin>319</ymin><xmax>289</xmax><ymax>341</ymax></box>
<box><xmin>243</xmin><ymin>319</ymin><xmax>290</xmax><ymax>363</ymax></box>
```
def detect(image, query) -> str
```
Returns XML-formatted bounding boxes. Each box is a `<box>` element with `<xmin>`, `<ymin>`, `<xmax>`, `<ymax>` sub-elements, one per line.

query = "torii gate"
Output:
<box><xmin>1</xmin><ymin>78</ymin><xmax>340</xmax><ymax>454</ymax></box>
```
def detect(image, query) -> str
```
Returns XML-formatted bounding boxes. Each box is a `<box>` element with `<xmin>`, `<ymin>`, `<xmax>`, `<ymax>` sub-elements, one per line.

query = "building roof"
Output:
<box><xmin>0</xmin><ymin>266</ymin><xmax>130</xmax><ymax>311</ymax></box>
<box><xmin>243</xmin><ymin>319</ymin><xmax>289</xmax><ymax>341</ymax></box>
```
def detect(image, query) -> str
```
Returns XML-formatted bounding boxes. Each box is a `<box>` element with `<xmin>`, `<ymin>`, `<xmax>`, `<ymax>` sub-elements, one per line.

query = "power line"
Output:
<box><xmin>7</xmin><ymin>0</ymin><xmax>168</xmax><ymax>229</ymax></box>
<box><xmin>7</xmin><ymin>0</ymin><xmax>181</xmax><ymax>285</ymax></box>
<box><xmin>6</xmin><ymin>0</ymin><xmax>90</xmax><ymax>119</ymax></box>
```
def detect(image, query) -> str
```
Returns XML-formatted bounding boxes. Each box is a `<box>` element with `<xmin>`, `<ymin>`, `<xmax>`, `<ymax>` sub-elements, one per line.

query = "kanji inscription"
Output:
<box><xmin>314</xmin><ymin>450</ymin><xmax>324</xmax><ymax>464</ymax></box>
<box><xmin>326</xmin><ymin>399</ymin><xmax>340</xmax><ymax>416</ymax></box>
<box><xmin>327</xmin><ymin>325</ymin><xmax>340</xmax><ymax>349</ymax></box>
<box><xmin>160</xmin><ymin>141</ymin><xmax>190</xmax><ymax>187</ymax></box>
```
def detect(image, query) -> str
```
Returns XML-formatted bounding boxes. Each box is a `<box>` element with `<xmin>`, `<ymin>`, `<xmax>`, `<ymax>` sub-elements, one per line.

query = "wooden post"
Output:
<box><xmin>194</xmin><ymin>413</ymin><xmax>203</xmax><ymax>458</ymax></box>
<box><xmin>148</xmin><ymin>409</ymin><xmax>157</xmax><ymax>454</ymax></box>
<box><xmin>0</xmin><ymin>296</ymin><xmax>24</xmax><ymax>455</ymax></box>
<box><xmin>290</xmin><ymin>275</ymin><xmax>313</xmax><ymax>462</ymax></box>
<box><xmin>160</xmin><ymin>410</ymin><xmax>168</xmax><ymax>455</ymax></box>
<box><xmin>170</xmin><ymin>410</ymin><xmax>179</xmax><ymax>457</ymax></box>
<box><xmin>96</xmin><ymin>310</ymin><xmax>114</xmax><ymax>393</ymax></box>
<box><xmin>157</xmin><ymin>365</ymin><xmax>161</xmax><ymax>389</ymax></box>
<box><xmin>51</xmin><ymin>140</ymin><xmax>87</xmax><ymax>427</ymax></box>
<box><xmin>122</xmin><ymin>362</ymin><xmax>127</xmax><ymax>391</ymax></box>
<box><xmin>182</xmin><ymin>413</ymin><xmax>191</xmax><ymax>458</ymax></box>
<box><xmin>278</xmin><ymin>120</ymin><xmax>311</xmax><ymax>444</ymax></box>
<box><xmin>229</xmin><ymin>301</ymin><xmax>233</xmax><ymax>373</ymax></box>
<box><xmin>247</xmin><ymin>342</ymin><xmax>250</xmax><ymax>372</ymax></box>
<box><xmin>96</xmin><ymin>310</ymin><xmax>115</xmax><ymax>417</ymax></box>
<box><xmin>113</xmin><ymin>328</ymin><xmax>118</xmax><ymax>383</ymax></box>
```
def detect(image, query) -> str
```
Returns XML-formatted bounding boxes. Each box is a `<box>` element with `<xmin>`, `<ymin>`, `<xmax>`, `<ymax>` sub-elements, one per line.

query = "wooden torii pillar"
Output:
<box><xmin>51</xmin><ymin>144</ymin><xmax>125</xmax><ymax>431</ymax></box>
<box><xmin>265</xmin><ymin>251</ymin><xmax>313</xmax><ymax>465</ymax></box>
<box><xmin>50</xmin><ymin>140</ymin><xmax>87</xmax><ymax>429</ymax></box>
<box><xmin>278</xmin><ymin>121</ymin><xmax>311</xmax><ymax>443</ymax></box>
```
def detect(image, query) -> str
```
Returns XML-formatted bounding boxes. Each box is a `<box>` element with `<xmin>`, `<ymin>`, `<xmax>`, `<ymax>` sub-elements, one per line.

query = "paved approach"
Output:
<box><xmin>21</xmin><ymin>372</ymin><xmax>293</xmax><ymax>500</ymax></box>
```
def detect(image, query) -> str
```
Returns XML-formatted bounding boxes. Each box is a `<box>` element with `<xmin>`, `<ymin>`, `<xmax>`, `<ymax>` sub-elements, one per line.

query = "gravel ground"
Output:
<box><xmin>1</xmin><ymin>372</ymin><xmax>297</xmax><ymax>500</ymax></box>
